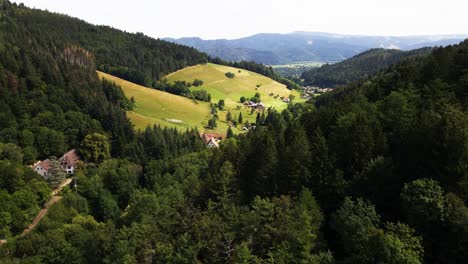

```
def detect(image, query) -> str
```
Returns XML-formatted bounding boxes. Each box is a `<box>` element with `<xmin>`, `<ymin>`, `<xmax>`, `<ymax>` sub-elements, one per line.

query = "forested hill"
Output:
<box><xmin>0</xmin><ymin>1</ymin><xmax>131</xmax><ymax>156</ymax></box>
<box><xmin>0</xmin><ymin>0</ymin><xmax>205</xmax><ymax>243</ymax></box>
<box><xmin>3</xmin><ymin>1</ymin><xmax>209</xmax><ymax>87</ymax></box>
<box><xmin>301</xmin><ymin>47</ymin><xmax>434</xmax><ymax>87</ymax></box>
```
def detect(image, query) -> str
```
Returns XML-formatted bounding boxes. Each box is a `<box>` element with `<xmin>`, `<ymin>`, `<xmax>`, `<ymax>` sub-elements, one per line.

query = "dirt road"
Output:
<box><xmin>1</xmin><ymin>178</ymin><xmax>73</xmax><ymax>244</ymax></box>
<box><xmin>20</xmin><ymin>178</ymin><xmax>72</xmax><ymax>237</ymax></box>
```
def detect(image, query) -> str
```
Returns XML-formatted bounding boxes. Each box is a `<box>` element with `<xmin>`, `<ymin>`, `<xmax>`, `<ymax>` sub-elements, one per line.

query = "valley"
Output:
<box><xmin>0</xmin><ymin>1</ymin><xmax>466</xmax><ymax>263</ymax></box>
<box><xmin>99</xmin><ymin>63</ymin><xmax>302</xmax><ymax>134</ymax></box>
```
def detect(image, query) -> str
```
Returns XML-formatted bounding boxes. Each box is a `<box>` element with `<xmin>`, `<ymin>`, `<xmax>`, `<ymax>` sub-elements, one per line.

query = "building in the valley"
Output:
<box><xmin>244</xmin><ymin>100</ymin><xmax>266</xmax><ymax>110</ymax></box>
<box><xmin>201</xmin><ymin>133</ymin><xmax>225</xmax><ymax>148</ymax></box>
<box><xmin>301</xmin><ymin>86</ymin><xmax>333</xmax><ymax>99</ymax></box>
<box><xmin>59</xmin><ymin>149</ymin><xmax>79</xmax><ymax>175</ymax></box>
<box><xmin>256</xmin><ymin>102</ymin><xmax>265</xmax><ymax>110</ymax></box>
<box><xmin>33</xmin><ymin>149</ymin><xmax>80</xmax><ymax>178</ymax></box>
<box><xmin>207</xmin><ymin>137</ymin><xmax>220</xmax><ymax>148</ymax></box>
<box><xmin>33</xmin><ymin>159</ymin><xmax>50</xmax><ymax>178</ymax></box>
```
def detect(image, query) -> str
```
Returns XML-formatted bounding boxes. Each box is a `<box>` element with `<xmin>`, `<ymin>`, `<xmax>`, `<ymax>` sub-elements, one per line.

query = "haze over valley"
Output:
<box><xmin>165</xmin><ymin>32</ymin><xmax>467</xmax><ymax>64</ymax></box>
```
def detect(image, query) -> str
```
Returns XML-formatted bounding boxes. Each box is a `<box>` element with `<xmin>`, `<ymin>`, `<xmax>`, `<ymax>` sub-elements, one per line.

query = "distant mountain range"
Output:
<box><xmin>164</xmin><ymin>32</ymin><xmax>467</xmax><ymax>65</ymax></box>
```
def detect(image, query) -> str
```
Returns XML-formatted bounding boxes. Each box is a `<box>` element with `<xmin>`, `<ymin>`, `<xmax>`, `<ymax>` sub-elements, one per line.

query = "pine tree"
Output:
<box><xmin>227</xmin><ymin>127</ymin><xmax>234</xmax><ymax>138</ymax></box>
<box><xmin>256</xmin><ymin>113</ymin><xmax>262</xmax><ymax>126</ymax></box>
<box><xmin>238</xmin><ymin>112</ymin><xmax>243</xmax><ymax>124</ymax></box>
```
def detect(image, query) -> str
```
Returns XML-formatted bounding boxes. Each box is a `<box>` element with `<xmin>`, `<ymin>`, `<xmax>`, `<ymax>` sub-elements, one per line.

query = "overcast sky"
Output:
<box><xmin>12</xmin><ymin>0</ymin><xmax>468</xmax><ymax>39</ymax></box>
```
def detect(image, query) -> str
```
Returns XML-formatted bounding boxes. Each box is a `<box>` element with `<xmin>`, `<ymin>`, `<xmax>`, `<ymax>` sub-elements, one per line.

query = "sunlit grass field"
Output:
<box><xmin>98</xmin><ymin>63</ymin><xmax>303</xmax><ymax>134</ymax></box>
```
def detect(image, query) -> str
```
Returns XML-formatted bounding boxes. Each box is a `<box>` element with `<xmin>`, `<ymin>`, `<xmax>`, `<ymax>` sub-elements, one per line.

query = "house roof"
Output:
<box><xmin>35</xmin><ymin>159</ymin><xmax>50</xmax><ymax>172</ymax></box>
<box><xmin>60</xmin><ymin>149</ymin><xmax>79</xmax><ymax>167</ymax></box>
<box><xmin>207</xmin><ymin>138</ymin><xmax>220</xmax><ymax>148</ymax></box>
<box><xmin>201</xmin><ymin>133</ymin><xmax>225</xmax><ymax>143</ymax></box>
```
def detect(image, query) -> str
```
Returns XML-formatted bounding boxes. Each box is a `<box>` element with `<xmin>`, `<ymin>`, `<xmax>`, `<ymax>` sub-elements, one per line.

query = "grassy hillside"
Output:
<box><xmin>98</xmin><ymin>71</ymin><xmax>253</xmax><ymax>134</ymax></box>
<box><xmin>97</xmin><ymin>71</ymin><xmax>211</xmax><ymax>129</ymax></box>
<box><xmin>99</xmin><ymin>63</ymin><xmax>302</xmax><ymax>134</ymax></box>
<box><xmin>167</xmin><ymin>63</ymin><xmax>302</xmax><ymax>108</ymax></box>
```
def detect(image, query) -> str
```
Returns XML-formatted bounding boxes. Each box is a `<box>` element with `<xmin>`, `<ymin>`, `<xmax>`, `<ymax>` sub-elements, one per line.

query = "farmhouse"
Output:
<box><xmin>207</xmin><ymin>137</ymin><xmax>220</xmax><ymax>148</ymax></box>
<box><xmin>201</xmin><ymin>133</ymin><xmax>224</xmax><ymax>148</ymax></box>
<box><xmin>33</xmin><ymin>149</ymin><xmax>80</xmax><ymax>178</ymax></box>
<box><xmin>244</xmin><ymin>100</ymin><xmax>265</xmax><ymax>110</ymax></box>
<box><xmin>59</xmin><ymin>149</ymin><xmax>79</xmax><ymax>175</ymax></box>
<box><xmin>33</xmin><ymin>159</ymin><xmax>50</xmax><ymax>178</ymax></box>
<box><xmin>256</xmin><ymin>102</ymin><xmax>265</xmax><ymax>110</ymax></box>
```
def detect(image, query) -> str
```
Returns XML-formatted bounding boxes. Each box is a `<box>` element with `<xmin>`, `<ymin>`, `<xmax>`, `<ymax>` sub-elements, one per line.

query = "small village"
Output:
<box><xmin>301</xmin><ymin>86</ymin><xmax>333</xmax><ymax>99</ymax></box>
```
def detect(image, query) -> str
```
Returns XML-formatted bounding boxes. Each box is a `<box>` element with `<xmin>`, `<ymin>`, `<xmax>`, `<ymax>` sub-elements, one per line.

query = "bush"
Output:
<box><xmin>225</xmin><ymin>72</ymin><xmax>235</xmax><ymax>79</ymax></box>
<box><xmin>192</xmin><ymin>79</ymin><xmax>204</xmax><ymax>87</ymax></box>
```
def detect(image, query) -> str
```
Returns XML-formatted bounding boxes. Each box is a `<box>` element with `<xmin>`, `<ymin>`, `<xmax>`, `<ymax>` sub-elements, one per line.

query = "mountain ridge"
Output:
<box><xmin>165</xmin><ymin>32</ymin><xmax>467</xmax><ymax>64</ymax></box>
<box><xmin>301</xmin><ymin>47</ymin><xmax>435</xmax><ymax>87</ymax></box>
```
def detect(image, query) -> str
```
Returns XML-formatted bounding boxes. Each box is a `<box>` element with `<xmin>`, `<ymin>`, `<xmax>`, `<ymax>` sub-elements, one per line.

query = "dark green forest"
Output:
<box><xmin>302</xmin><ymin>48</ymin><xmax>433</xmax><ymax>88</ymax></box>
<box><xmin>3</xmin><ymin>1</ymin><xmax>209</xmax><ymax>88</ymax></box>
<box><xmin>0</xmin><ymin>1</ymin><xmax>467</xmax><ymax>263</ymax></box>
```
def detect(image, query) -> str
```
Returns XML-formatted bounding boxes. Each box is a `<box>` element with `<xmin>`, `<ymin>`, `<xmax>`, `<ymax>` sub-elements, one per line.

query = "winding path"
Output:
<box><xmin>1</xmin><ymin>178</ymin><xmax>72</xmax><ymax>245</ymax></box>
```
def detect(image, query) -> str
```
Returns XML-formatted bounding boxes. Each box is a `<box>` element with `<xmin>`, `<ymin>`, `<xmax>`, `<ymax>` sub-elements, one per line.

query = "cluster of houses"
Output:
<box><xmin>33</xmin><ymin>149</ymin><xmax>80</xmax><ymax>179</ymax></box>
<box><xmin>301</xmin><ymin>86</ymin><xmax>333</xmax><ymax>99</ymax></box>
<box><xmin>243</xmin><ymin>100</ymin><xmax>266</xmax><ymax>111</ymax></box>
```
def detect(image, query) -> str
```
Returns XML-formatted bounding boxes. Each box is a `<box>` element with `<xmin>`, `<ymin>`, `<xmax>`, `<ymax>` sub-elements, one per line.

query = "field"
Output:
<box><xmin>98</xmin><ymin>71</ymin><xmax>216</xmax><ymax>131</ymax></box>
<box><xmin>167</xmin><ymin>63</ymin><xmax>303</xmax><ymax>109</ymax></box>
<box><xmin>98</xmin><ymin>63</ymin><xmax>303</xmax><ymax>134</ymax></box>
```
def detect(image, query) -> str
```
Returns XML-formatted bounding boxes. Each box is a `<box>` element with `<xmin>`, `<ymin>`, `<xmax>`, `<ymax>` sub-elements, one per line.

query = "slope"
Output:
<box><xmin>7</xmin><ymin>1</ymin><xmax>209</xmax><ymax>87</ymax></box>
<box><xmin>97</xmin><ymin>71</ymin><xmax>216</xmax><ymax>132</ymax></box>
<box><xmin>301</xmin><ymin>47</ymin><xmax>434</xmax><ymax>87</ymax></box>
<box><xmin>166</xmin><ymin>63</ymin><xmax>302</xmax><ymax>109</ymax></box>
<box><xmin>99</xmin><ymin>63</ymin><xmax>302</xmax><ymax>134</ymax></box>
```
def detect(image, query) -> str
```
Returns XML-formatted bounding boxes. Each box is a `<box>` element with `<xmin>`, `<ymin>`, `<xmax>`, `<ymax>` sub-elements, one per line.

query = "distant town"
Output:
<box><xmin>301</xmin><ymin>86</ymin><xmax>333</xmax><ymax>100</ymax></box>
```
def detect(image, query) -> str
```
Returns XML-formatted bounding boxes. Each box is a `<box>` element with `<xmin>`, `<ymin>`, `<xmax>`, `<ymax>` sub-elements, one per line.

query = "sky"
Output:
<box><xmin>12</xmin><ymin>0</ymin><xmax>468</xmax><ymax>40</ymax></box>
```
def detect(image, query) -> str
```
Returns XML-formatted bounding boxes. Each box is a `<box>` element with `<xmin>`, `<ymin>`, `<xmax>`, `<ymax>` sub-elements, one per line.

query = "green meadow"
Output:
<box><xmin>98</xmin><ymin>63</ymin><xmax>303</xmax><ymax>134</ymax></box>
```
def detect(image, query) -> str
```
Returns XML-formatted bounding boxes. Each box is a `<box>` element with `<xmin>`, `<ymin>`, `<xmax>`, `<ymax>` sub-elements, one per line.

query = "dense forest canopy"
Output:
<box><xmin>2</xmin><ymin>1</ymin><xmax>210</xmax><ymax>87</ymax></box>
<box><xmin>1</xmin><ymin>0</ymin><xmax>299</xmax><ymax>91</ymax></box>
<box><xmin>301</xmin><ymin>47</ymin><xmax>433</xmax><ymax>88</ymax></box>
<box><xmin>0</xmin><ymin>1</ymin><xmax>467</xmax><ymax>263</ymax></box>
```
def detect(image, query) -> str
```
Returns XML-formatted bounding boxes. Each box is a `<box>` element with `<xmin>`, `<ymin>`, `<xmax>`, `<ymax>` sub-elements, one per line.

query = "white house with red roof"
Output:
<box><xmin>201</xmin><ymin>133</ymin><xmax>224</xmax><ymax>148</ymax></box>
<box><xmin>207</xmin><ymin>137</ymin><xmax>220</xmax><ymax>148</ymax></box>
<box><xmin>59</xmin><ymin>149</ymin><xmax>79</xmax><ymax>175</ymax></box>
<box><xmin>33</xmin><ymin>149</ymin><xmax>80</xmax><ymax>178</ymax></box>
<box><xmin>33</xmin><ymin>159</ymin><xmax>50</xmax><ymax>178</ymax></box>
